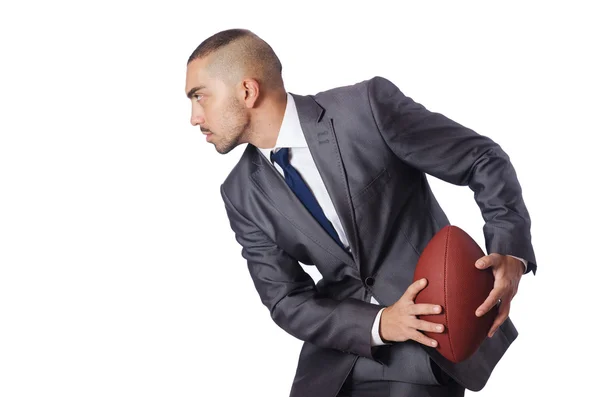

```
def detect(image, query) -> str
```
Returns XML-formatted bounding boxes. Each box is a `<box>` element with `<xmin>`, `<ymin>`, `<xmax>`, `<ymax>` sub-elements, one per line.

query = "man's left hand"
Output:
<box><xmin>474</xmin><ymin>253</ymin><xmax>524</xmax><ymax>338</ymax></box>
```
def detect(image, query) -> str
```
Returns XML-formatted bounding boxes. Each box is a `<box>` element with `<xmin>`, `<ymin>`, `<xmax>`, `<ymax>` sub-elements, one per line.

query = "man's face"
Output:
<box><xmin>185</xmin><ymin>57</ymin><xmax>249</xmax><ymax>154</ymax></box>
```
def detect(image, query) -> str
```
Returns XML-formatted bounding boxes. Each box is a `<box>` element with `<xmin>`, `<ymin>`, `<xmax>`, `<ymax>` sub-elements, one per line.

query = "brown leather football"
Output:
<box><xmin>412</xmin><ymin>225</ymin><xmax>497</xmax><ymax>363</ymax></box>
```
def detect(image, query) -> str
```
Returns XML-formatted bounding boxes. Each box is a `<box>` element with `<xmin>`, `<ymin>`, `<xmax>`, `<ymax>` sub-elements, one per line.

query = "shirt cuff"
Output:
<box><xmin>370</xmin><ymin>307</ymin><xmax>390</xmax><ymax>346</ymax></box>
<box><xmin>508</xmin><ymin>255</ymin><xmax>528</xmax><ymax>273</ymax></box>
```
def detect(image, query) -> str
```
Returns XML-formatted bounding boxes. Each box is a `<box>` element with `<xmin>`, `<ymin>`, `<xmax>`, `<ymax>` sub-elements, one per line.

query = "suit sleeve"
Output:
<box><xmin>366</xmin><ymin>76</ymin><xmax>537</xmax><ymax>274</ymax></box>
<box><xmin>220</xmin><ymin>185</ymin><xmax>387</xmax><ymax>361</ymax></box>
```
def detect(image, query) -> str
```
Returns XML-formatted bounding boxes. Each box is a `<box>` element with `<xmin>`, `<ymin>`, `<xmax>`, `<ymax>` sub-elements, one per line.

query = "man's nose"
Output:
<box><xmin>190</xmin><ymin>112</ymin><xmax>205</xmax><ymax>126</ymax></box>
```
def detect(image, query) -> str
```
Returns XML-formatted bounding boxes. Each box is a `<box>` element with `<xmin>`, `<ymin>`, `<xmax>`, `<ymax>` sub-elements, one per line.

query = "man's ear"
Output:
<box><xmin>241</xmin><ymin>78</ymin><xmax>259</xmax><ymax>108</ymax></box>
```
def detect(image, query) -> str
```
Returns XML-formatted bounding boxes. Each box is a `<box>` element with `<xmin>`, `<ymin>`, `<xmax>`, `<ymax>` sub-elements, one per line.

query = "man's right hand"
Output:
<box><xmin>379</xmin><ymin>278</ymin><xmax>445</xmax><ymax>347</ymax></box>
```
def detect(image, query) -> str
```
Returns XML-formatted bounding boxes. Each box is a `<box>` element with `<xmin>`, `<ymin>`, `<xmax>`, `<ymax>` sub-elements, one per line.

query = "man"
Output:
<box><xmin>185</xmin><ymin>28</ymin><xmax>536</xmax><ymax>397</ymax></box>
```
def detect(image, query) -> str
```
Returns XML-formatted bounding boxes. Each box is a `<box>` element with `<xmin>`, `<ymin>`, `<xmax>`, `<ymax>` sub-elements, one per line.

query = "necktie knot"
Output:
<box><xmin>270</xmin><ymin>147</ymin><xmax>290</xmax><ymax>169</ymax></box>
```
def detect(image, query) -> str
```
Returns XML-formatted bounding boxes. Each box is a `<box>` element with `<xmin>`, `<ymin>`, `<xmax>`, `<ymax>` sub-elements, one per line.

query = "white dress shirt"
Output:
<box><xmin>258</xmin><ymin>93</ymin><xmax>528</xmax><ymax>346</ymax></box>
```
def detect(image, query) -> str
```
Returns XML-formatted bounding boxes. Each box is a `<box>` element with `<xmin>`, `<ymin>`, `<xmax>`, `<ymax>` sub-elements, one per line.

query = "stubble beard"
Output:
<box><xmin>214</xmin><ymin>100</ymin><xmax>250</xmax><ymax>155</ymax></box>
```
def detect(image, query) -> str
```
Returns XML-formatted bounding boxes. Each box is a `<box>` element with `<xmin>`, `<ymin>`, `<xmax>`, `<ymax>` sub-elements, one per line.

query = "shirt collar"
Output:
<box><xmin>257</xmin><ymin>93</ymin><xmax>307</xmax><ymax>161</ymax></box>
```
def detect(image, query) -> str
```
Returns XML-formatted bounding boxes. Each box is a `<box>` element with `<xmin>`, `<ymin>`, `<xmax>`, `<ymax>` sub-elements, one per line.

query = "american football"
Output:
<box><xmin>412</xmin><ymin>225</ymin><xmax>497</xmax><ymax>363</ymax></box>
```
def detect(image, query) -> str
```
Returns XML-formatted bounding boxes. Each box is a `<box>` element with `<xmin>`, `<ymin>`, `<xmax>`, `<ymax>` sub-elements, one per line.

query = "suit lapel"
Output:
<box><xmin>249</xmin><ymin>93</ymin><xmax>361</xmax><ymax>271</ymax></box>
<box><xmin>293</xmin><ymin>94</ymin><xmax>363</xmax><ymax>268</ymax></box>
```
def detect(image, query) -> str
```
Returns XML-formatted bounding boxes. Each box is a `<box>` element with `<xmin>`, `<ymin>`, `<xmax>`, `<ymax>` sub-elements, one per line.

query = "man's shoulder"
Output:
<box><xmin>312</xmin><ymin>76</ymin><xmax>371</xmax><ymax>99</ymax></box>
<box><xmin>313</xmin><ymin>75</ymin><xmax>395</xmax><ymax>95</ymax></box>
<box><xmin>306</xmin><ymin>75</ymin><xmax>399</xmax><ymax>109</ymax></box>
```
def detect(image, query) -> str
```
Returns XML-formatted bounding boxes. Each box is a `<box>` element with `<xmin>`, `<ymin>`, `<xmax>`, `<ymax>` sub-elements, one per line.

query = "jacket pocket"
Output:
<box><xmin>351</xmin><ymin>167</ymin><xmax>392</xmax><ymax>209</ymax></box>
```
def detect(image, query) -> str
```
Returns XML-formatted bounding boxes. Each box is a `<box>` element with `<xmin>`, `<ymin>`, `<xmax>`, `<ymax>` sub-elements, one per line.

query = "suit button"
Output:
<box><xmin>365</xmin><ymin>277</ymin><xmax>375</xmax><ymax>287</ymax></box>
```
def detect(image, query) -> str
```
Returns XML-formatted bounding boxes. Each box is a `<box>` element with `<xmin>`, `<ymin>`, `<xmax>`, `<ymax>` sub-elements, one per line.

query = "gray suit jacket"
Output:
<box><xmin>220</xmin><ymin>76</ymin><xmax>537</xmax><ymax>397</ymax></box>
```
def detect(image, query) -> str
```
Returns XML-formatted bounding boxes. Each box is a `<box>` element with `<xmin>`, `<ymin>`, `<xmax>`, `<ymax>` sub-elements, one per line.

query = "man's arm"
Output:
<box><xmin>366</xmin><ymin>76</ymin><xmax>537</xmax><ymax>274</ymax></box>
<box><xmin>221</xmin><ymin>185</ymin><xmax>386</xmax><ymax>361</ymax></box>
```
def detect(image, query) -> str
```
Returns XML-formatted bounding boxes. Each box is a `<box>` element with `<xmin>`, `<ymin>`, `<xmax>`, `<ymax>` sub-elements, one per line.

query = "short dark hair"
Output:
<box><xmin>187</xmin><ymin>28</ymin><xmax>282</xmax><ymax>75</ymax></box>
<box><xmin>187</xmin><ymin>28</ymin><xmax>252</xmax><ymax>64</ymax></box>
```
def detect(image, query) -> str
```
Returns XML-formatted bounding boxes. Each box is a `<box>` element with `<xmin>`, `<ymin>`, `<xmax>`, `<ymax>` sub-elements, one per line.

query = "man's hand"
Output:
<box><xmin>474</xmin><ymin>253</ymin><xmax>525</xmax><ymax>338</ymax></box>
<box><xmin>379</xmin><ymin>278</ymin><xmax>445</xmax><ymax>347</ymax></box>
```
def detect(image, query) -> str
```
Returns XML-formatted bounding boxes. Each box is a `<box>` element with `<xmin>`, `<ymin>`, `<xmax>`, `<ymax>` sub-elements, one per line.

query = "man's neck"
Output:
<box><xmin>247</xmin><ymin>92</ymin><xmax>288</xmax><ymax>149</ymax></box>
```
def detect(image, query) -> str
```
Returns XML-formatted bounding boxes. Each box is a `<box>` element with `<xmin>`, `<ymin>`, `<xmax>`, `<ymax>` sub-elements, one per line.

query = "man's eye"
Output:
<box><xmin>194</xmin><ymin>94</ymin><xmax>203</xmax><ymax>102</ymax></box>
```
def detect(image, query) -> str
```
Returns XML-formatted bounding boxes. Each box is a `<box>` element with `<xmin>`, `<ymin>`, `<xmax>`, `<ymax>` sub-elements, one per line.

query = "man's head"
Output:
<box><xmin>185</xmin><ymin>29</ymin><xmax>285</xmax><ymax>154</ymax></box>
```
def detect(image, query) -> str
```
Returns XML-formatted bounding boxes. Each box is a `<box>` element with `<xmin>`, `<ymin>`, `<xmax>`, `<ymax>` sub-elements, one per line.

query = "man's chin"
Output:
<box><xmin>215</xmin><ymin>143</ymin><xmax>236</xmax><ymax>155</ymax></box>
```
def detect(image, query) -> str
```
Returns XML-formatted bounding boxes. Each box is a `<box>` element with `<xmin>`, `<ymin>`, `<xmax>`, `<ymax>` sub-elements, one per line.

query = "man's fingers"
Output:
<box><xmin>403</xmin><ymin>278</ymin><xmax>428</xmax><ymax>302</ymax></box>
<box><xmin>476</xmin><ymin>288</ymin><xmax>504</xmax><ymax>317</ymax></box>
<box><xmin>408</xmin><ymin>303</ymin><xmax>442</xmax><ymax>316</ymax></box>
<box><xmin>475</xmin><ymin>253</ymin><xmax>501</xmax><ymax>270</ymax></box>
<box><xmin>410</xmin><ymin>330</ymin><xmax>439</xmax><ymax>347</ymax></box>
<box><xmin>413</xmin><ymin>319</ymin><xmax>445</xmax><ymax>333</ymax></box>
<box><xmin>488</xmin><ymin>300</ymin><xmax>511</xmax><ymax>337</ymax></box>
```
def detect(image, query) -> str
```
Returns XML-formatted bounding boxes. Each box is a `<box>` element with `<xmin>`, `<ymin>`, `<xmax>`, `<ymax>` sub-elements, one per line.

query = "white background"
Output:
<box><xmin>1</xmin><ymin>1</ymin><xmax>598</xmax><ymax>396</ymax></box>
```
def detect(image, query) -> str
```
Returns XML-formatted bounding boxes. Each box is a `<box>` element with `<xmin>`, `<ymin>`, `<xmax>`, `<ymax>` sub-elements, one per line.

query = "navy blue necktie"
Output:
<box><xmin>270</xmin><ymin>148</ymin><xmax>347</xmax><ymax>250</ymax></box>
